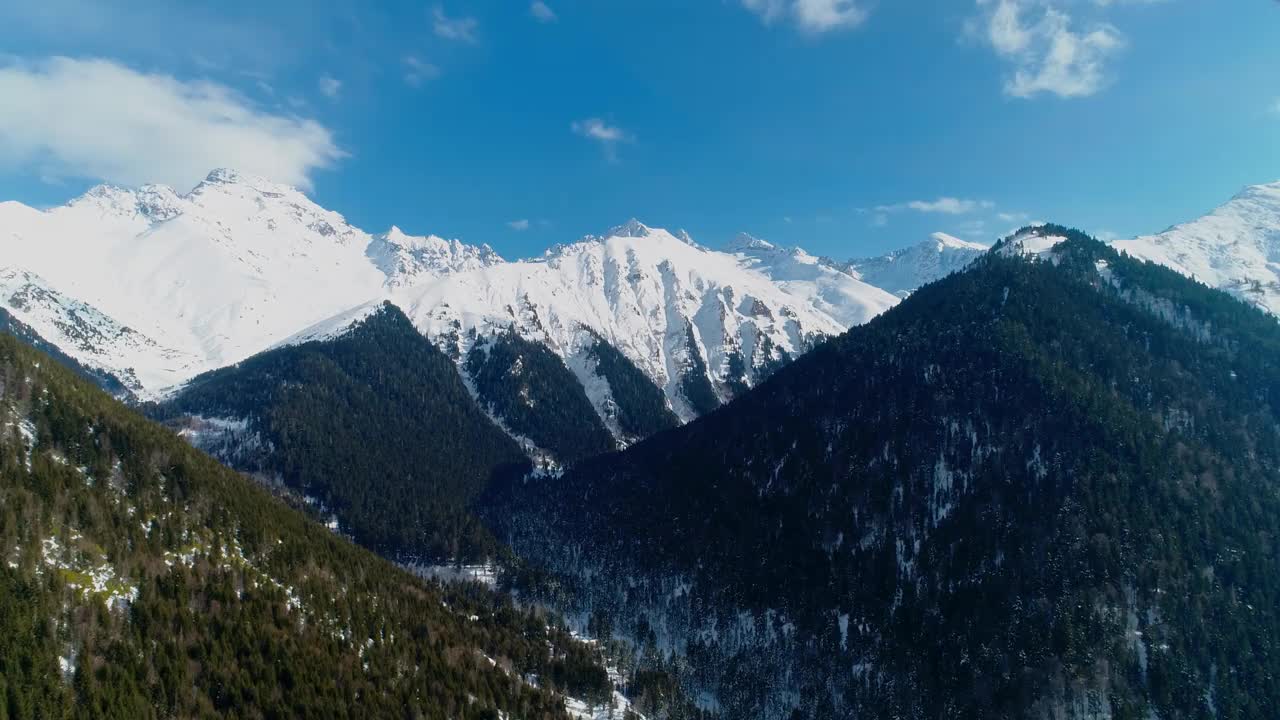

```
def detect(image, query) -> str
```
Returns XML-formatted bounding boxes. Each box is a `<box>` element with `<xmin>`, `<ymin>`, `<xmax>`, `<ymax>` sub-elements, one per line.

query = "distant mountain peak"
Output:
<box><xmin>1112</xmin><ymin>179</ymin><xmax>1280</xmax><ymax>315</ymax></box>
<box><xmin>369</xmin><ymin>226</ymin><xmax>503</xmax><ymax>286</ymax></box>
<box><xmin>930</xmin><ymin>231</ymin><xmax>988</xmax><ymax>251</ymax></box>
<box><xmin>607</xmin><ymin>218</ymin><xmax>652</xmax><ymax>238</ymax></box>
<box><xmin>203</xmin><ymin>167</ymin><xmax>243</xmax><ymax>184</ymax></box>
<box><xmin>725</xmin><ymin>232</ymin><xmax>776</xmax><ymax>253</ymax></box>
<box><xmin>1231</xmin><ymin>179</ymin><xmax>1280</xmax><ymax>202</ymax></box>
<box><xmin>848</xmin><ymin>233</ymin><xmax>990</xmax><ymax>298</ymax></box>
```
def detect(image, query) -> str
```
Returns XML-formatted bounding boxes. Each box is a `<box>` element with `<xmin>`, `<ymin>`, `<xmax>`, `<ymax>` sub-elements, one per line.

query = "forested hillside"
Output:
<box><xmin>466</xmin><ymin>332</ymin><xmax>618</xmax><ymax>465</ymax></box>
<box><xmin>483</xmin><ymin>228</ymin><xmax>1280</xmax><ymax>719</ymax></box>
<box><xmin>0</xmin><ymin>331</ymin><xmax>621</xmax><ymax>719</ymax></box>
<box><xmin>156</xmin><ymin>303</ymin><xmax>529</xmax><ymax>563</ymax></box>
<box><xmin>583</xmin><ymin>336</ymin><xmax>680</xmax><ymax>444</ymax></box>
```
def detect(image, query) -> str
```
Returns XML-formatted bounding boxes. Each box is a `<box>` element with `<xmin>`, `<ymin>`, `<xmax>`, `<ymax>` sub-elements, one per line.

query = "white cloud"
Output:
<box><xmin>403</xmin><ymin>56</ymin><xmax>440</xmax><ymax>87</ymax></box>
<box><xmin>1272</xmin><ymin>98</ymin><xmax>1280</xmax><ymax>117</ymax></box>
<box><xmin>530</xmin><ymin>1</ymin><xmax>557</xmax><ymax>23</ymax></box>
<box><xmin>572</xmin><ymin>118</ymin><xmax>627</xmax><ymax>143</ymax></box>
<box><xmin>507</xmin><ymin>218</ymin><xmax>531</xmax><ymax>231</ymax></box>
<box><xmin>433</xmin><ymin>5</ymin><xmax>478</xmax><ymax>43</ymax></box>
<box><xmin>975</xmin><ymin>0</ymin><xmax>1125</xmax><ymax>99</ymax></box>
<box><xmin>572</xmin><ymin>118</ymin><xmax>632</xmax><ymax>161</ymax></box>
<box><xmin>318</xmin><ymin>74</ymin><xmax>341</xmax><ymax>100</ymax></box>
<box><xmin>0</xmin><ymin>56</ymin><xmax>343</xmax><ymax>190</ymax></box>
<box><xmin>794</xmin><ymin>0</ymin><xmax>868</xmax><ymax>32</ymax></box>
<box><xmin>877</xmin><ymin>197</ymin><xmax>995</xmax><ymax>215</ymax></box>
<box><xmin>741</xmin><ymin>0</ymin><xmax>867</xmax><ymax>33</ymax></box>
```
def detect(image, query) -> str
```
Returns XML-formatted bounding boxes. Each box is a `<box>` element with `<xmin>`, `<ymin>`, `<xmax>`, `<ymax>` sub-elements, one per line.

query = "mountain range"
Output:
<box><xmin>6</xmin><ymin>173</ymin><xmax>1279</xmax><ymax>434</ymax></box>
<box><xmin>0</xmin><ymin>170</ymin><xmax>900</xmax><ymax>457</ymax></box>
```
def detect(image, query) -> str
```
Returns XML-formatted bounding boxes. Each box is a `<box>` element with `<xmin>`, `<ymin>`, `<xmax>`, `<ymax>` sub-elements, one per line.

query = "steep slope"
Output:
<box><xmin>156</xmin><ymin>303</ymin><xmax>529</xmax><ymax>563</ymax></box>
<box><xmin>483</xmin><ymin>227</ymin><xmax>1280</xmax><ymax>719</ymax></box>
<box><xmin>0</xmin><ymin>267</ymin><xmax>196</xmax><ymax>394</ymax></box>
<box><xmin>580</xmin><ymin>334</ymin><xmax>681</xmax><ymax>443</ymax></box>
<box><xmin>0</xmin><ymin>306</ymin><xmax>134</xmax><ymax>399</ymax></box>
<box><xmin>1113</xmin><ymin>180</ymin><xmax>1280</xmax><ymax>315</ymax></box>
<box><xmin>846</xmin><ymin>231</ymin><xmax>990</xmax><ymax>297</ymax></box>
<box><xmin>465</xmin><ymin>332</ymin><xmax>617</xmax><ymax>466</ymax></box>
<box><xmin>0</xmin><ymin>332</ymin><xmax>621</xmax><ymax>719</ymax></box>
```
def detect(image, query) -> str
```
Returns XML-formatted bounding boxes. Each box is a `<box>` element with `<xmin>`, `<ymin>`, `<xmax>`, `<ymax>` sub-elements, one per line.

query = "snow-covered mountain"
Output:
<box><xmin>0</xmin><ymin>170</ymin><xmax>390</xmax><ymax>390</ymax></box>
<box><xmin>0</xmin><ymin>170</ymin><xmax>897</xmax><ymax>430</ymax></box>
<box><xmin>723</xmin><ymin>233</ymin><xmax>898</xmax><ymax>328</ymax></box>
<box><xmin>845</xmin><ymin>232</ymin><xmax>990</xmax><ymax>298</ymax></box>
<box><xmin>401</xmin><ymin>221</ymin><xmax>896</xmax><ymax>421</ymax></box>
<box><xmin>1111</xmin><ymin>181</ymin><xmax>1280</xmax><ymax>315</ymax></box>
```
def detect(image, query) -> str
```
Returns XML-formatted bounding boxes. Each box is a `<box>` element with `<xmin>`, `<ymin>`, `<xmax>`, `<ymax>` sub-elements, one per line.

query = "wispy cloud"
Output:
<box><xmin>507</xmin><ymin>218</ymin><xmax>531</xmax><ymax>231</ymax></box>
<box><xmin>1272</xmin><ymin>98</ymin><xmax>1280</xmax><ymax>117</ymax></box>
<box><xmin>973</xmin><ymin>0</ymin><xmax>1125</xmax><ymax>99</ymax></box>
<box><xmin>0</xmin><ymin>56</ymin><xmax>343</xmax><ymax>190</ymax></box>
<box><xmin>876</xmin><ymin>197</ymin><xmax>995</xmax><ymax>215</ymax></box>
<box><xmin>530</xmin><ymin>1</ymin><xmax>557</xmax><ymax>23</ymax></box>
<box><xmin>403</xmin><ymin>56</ymin><xmax>440</xmax><ymax>87</ymax></box>
<box><xmin>741</xmin><ymin>0</ymin><xmax>869</xmax><ymax>33</ymax></box>
<box><xmin>433</xmin><ymin>5</ymin><xmax>478</xmax><ymax>43</ymax></box>
<box><xmin>572</xmin><ymin>117</ymin><xmax>632</xmax><ymax>161</ymax></box>
<box><xmin>318</xmin><ymin>74</ymin><xmax>341</xmax><ymax>100</ymax></box>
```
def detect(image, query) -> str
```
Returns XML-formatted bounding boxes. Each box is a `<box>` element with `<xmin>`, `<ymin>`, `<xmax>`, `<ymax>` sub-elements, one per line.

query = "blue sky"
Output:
<box><xmin>0</xmin><ymin>1</ymin><xmax>1276</xmax><ymax>260</ymax></box>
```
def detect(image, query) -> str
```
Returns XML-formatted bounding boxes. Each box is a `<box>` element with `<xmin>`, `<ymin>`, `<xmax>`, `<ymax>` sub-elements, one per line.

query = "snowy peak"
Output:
<box><xmin>398</xmin><ymin>224</ymin><xmax>891</xmax><ymax>423</ymax></box>
<box><xmin>559</xmin><ymin>221</ymin><xmax>699</xmax><ymax>259</ymax></box>
<box><xmin>723</xmin><ymin>232</ymin><xmax>899</xmax><ymax>329</ymax></box>
<box><xmin>930</xmin><ymin>231</ymin><xmax>989</xmax><ymax>252</ymax></box>
<box><xmin>847</xmin><ymin>233</ymin><xmax>990</xmax><ymax>298</ymax></box>
<box><xmin>1</xmin><ymin>173</ymin><xmax>893</xmax><ymax>422</ymax></box>
<box><xmin>1111</xmin><ymin>180</ymin><xmax>1280</xmax><ymax>315</ymax></box>
<box><xmin>369</xmin><ymin>226</ymin><xmax>504</xmax><ymax>286</ymax></box>
<box><xmin>576</xmin><ymin>219</ymin><xmax>700</xmax><ymax>249</ymax></box>
<box><xmin>724</xmin><ymin>232</ymin><xmax>776</xmax><ymax>254</ymax></box>
<box><xmin>194</xmin><ymin>167</ymin><xmax>297</xmax><ymax>196</ymax></box>
<box><xmin>1227</xmin><ymin>180</ymin><xmax>1280</xmax><ymax>206</ymax></box>
<box><xmin>0</xmin><ymin>170</ymin><xmax>389</xmax><ymax>394</ymax></box>
<box><xmin>608</xmin><ymin>217</ymin><xmax>652</xmax><ymax>238</ymax></box>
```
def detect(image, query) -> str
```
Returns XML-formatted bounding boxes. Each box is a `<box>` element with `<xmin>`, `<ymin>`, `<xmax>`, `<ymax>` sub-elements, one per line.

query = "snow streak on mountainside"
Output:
<box><xmin>1112</xmin><ymin>181</ymin><xmax>1280</xmax><ymax>315</ymax></box>
<box><xmin>0</xmin><ymin>171</ymin><xmax>895</xmax><ymax>428</ymax></box>
<box><xmin>846</xmin><ymin>232</ymin><xmax>990</xmax><ymax>298</ymax></box>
